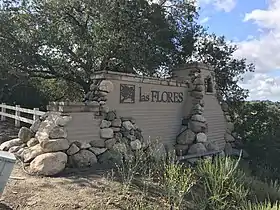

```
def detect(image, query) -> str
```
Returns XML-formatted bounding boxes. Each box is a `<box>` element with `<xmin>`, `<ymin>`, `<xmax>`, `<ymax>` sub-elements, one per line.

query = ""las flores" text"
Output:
<box><xmin>139</xmin><ymin>87</ymin><xmax>183</xmax><ymax>103</ymax></box>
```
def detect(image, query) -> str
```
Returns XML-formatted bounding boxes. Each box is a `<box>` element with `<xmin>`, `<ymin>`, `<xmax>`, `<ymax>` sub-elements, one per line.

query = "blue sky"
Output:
<box><xmin>199</xmin><ymin>1</ymin><xmax>267</xmax><ymax>41</ymax></box>
<box><xmin>197</xmin><ymin>0</ymin><xmax>280</xmax><ymax>101</ymax></box>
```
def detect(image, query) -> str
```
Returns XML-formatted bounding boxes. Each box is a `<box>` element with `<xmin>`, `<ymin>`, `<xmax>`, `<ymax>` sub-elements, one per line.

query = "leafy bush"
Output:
<box><xmin>193</xmin><ymin>157</ymin><xmax>248</xmax><ymax>210</ymax></box>
<box><xmin>234</xmin><ymin>101</ymin><xmax>280</xmax><ymax>181</ymax></box>
<box><xmin>162</xmin><ymin>156</ymin><xmax>196</xmax><ymax>209</ymax></box>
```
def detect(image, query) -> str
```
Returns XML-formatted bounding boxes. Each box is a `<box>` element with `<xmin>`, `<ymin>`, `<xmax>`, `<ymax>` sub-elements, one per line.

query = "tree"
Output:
<box><xmin>0</xmin><ymin>0</ymin><xmax>254</xmax><ymax>106</ymax></box>
<box><xmin>0</xmin><ymin>0</ymin><xmax>200</xmax><ymax>92</ymax></box>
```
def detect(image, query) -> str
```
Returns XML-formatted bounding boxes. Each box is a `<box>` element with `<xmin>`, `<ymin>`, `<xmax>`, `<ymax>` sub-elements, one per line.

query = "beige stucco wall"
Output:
<box><xmin>93</xmin><ymin>72</ymin><xmax>189</xmax><ymax>148</ymax></box>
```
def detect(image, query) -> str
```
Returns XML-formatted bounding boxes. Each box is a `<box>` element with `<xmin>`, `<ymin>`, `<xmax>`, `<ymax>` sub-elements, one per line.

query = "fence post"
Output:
<box><xmin>15</xmin><ymin>105</ymin><xmax>20</xmax><ymax>127</ymax></box>
<box><xmin>33</xmin><ymin>108</ymin><xmax>39</xmax><ymax>121</ymax></box>
<box><xmin>1</xmin><ymin>103</ymin><xmax>6</xmax><ymax>121</ymax></box>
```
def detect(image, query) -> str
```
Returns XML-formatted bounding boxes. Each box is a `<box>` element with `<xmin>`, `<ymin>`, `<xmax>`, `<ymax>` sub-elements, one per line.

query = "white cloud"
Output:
<box><xmin>240</xmin><ymin>73</ymin><xmax>280</xmax><ymax>101</ymax></box>
<box><xmin>234</xmin><ymin>0</ymin><xmax>280</xmax><ymax>101</ymax></box>
<box><xmin>198</xmin><ymin>0</ymin><xmax>237</xmax><ymax>12</ymax></box>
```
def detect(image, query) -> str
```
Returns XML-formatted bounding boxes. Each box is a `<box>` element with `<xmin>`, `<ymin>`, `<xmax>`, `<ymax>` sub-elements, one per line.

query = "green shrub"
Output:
<box><xmin>162</xmin><ymin>156</ymin><xmax>196</xmax><ymax>209</ymax></box>
<box><xmin>243</xmin><ymin>201</ymin><xmax>280</xmax><ymax>210</ymax></box>
<box><xmin>244</xmin><ymin>177</ymin><xmax>280</xmax><ymax>204</ymax></box>
<box><xmin>193</xmin><ymin>156</ymin><xmax>248</xmax><ymax>210</ymax></box>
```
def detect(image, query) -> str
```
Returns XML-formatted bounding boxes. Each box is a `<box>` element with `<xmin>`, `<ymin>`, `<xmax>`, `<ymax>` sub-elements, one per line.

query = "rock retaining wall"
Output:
<box><xmin>175</xmin><ymin>67</ymin><xmax>218</xmax><ymax>156</ymax></box>
<box><xmin>0</xmin><ymin>79</ymin><xmax>161</xmax><ymax>176</ymax></box>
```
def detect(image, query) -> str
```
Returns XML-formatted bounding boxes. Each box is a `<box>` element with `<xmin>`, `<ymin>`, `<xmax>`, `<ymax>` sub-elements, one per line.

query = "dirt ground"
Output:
<box><xmin>0</xmin><ymin>121</ymin><xmax>124</xmax><ymax>210</ymax></box>
<box><xmin>0</xmin><ymin>163</ymin><xmax>123</xmax><ymax>210</ymax></box>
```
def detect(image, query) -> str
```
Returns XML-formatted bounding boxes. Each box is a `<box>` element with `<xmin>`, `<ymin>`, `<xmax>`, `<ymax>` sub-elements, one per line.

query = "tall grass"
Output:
<box><xmin>243</xmin><ymin>201</ymin><xmax>280</xmax><ymax>210</ymax></box>
<box><xmin>193</xmin><ymin>156</ymin><xmax>248</xmax><ymax>210</ymax></box>
<box><xmin>162</xmin><ymin>153</ymin><xmax>196</xmax><ymax>209</ymax></box>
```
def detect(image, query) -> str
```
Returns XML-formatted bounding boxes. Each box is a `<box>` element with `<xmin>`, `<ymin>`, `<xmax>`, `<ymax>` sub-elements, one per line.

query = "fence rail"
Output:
<box><xmin>0</xmin><ymin>103</ymin><xmax>46</xmax><ymax>127</ymax></box>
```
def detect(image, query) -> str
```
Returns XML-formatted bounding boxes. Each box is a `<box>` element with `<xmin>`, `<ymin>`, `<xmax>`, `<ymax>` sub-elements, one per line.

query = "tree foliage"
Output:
<box><xmin>234</xmin><ymin>101</ymin><xmax>280</xmax><ymax>180</ymax></box>
<box><xmin>0</xmin><ymin>0</ymin><xmax>254</xmax><ymax>106</ymax></box>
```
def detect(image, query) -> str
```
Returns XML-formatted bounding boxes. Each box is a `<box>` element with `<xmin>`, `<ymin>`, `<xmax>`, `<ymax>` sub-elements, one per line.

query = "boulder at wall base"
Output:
<box><xmin>105</xmin><ymin>138</ymin><xmax>117</xmax><ymax>149</ymax></box>
<box><xmin>23</xmin><ymin>144</ymin><xmax>45</xmax><ymax>163</ymax></box>
<box><xmin>89</xmin><ymin>139</ymin><xmax>105</xmax><ymax>148</ymax></box>
<box><xmin>89</xmin><ymin>147</ymin><xmax>107</xmax><ymax>156</ymax></box>
<box><xmin>29</xmin><ymin>152</ymin><xmax>68</xmax><ymax>176</ymax></box>
<box><xmin>8</xmin><ymin>144</ymin><xmax>25</xmax><ymax>154</ymax></box>
<box><xmin>0</xmin><ymin>138</ymin><xmax>23</xmax><ymax>151</ymax></box>
<box><xmin>97</xmin><ymin>150</ymin><xmax>122</xmax><ymax>165</ymax></box>
<box><xmin>18</xmin><ymin>127</ymin><xmax>33</xmax><ymax>143</ymax></box>
<box><xmin>66</xmin><ymin>143</ymin><xmax>80</xmax><ymax>156</ymax></box>
<box><xmin>205</xmin><ymin>142</ymin><xmax>219</xmax><ymax>152</ymax></box>
<box><xmin>188</xmin><ymin>143</ymin><xmax>207</xmax><ymax>155</ymax></box>
<box><xmin>177</xmin><ymin>129</ymin><xmax>196</xmax><ymax>145</ymax></box>
<box><xmin>69</xmin><ymin>150</ymin><xmax>97</xmax><ymax>168</ymax></box>
<box><xmin>27</xmin><ymin>138</ymin><xmax>39</xmax><ymax>148</ymax></box>
<box><xmin>40</xmin><ymin>139</ymin><xmax>70</xmax><ymax>152</ymax></box>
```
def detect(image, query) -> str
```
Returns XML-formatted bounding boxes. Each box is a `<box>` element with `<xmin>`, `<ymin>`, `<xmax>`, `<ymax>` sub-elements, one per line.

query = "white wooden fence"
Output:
<box><xmin>0</xmin><ymin>103</ymin><xmax>46</xmax><ymax>127</ymax></box>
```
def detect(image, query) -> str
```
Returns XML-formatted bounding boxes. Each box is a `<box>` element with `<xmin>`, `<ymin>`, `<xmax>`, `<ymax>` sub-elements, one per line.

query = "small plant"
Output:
<box><xmin>162</xmin><ymin>153</ymin><xmax>196</xmax><ymax>209</ymax></box>
<box><xmin>243</xmin><ymin>201</ymin><xmax>280</xmax><ymax>210</ymax></box>
<box><xmin>193</xmin><ymin>156</ymin><xmax>248</xmax><ymax>210</ymax></box>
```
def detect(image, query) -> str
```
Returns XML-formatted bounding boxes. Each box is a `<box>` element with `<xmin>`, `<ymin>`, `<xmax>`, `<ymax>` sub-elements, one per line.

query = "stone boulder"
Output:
<box><xmin>188</xmin><ymin>143</ymin><xmax>207</xmax><ymax>155</ymax></box>
<box><xmin>111</xmin><ymin>119</ymin><xmax>122</xmax><ymax>127</ymax></box>
<box><xmin>18</xmin><ymin>127</ymin><xmax>33</xmax><ymax>143</ymax></box>
<box><xmin>189</xmin><ymin>121</ymin><xmax>207</xmax><ymax>133</ymax></box>
<box><xmin>177</xmin><ymin>129</ymin><xmax>196</xmax><ymax>145</ymax></box>
<box><xmin>191</xmin><ymin>115</ymin><xmax>206</xmax><ymax>123</ymax></box>
<box><xmin>122</xmin><ymin>121</ymin><xmax>134</xmax><ymax>131</ymax></box>
<box><xmin>66</xmin><ymin>143</ymin><xmax>80</xmax><ymax>156</ymax></box>
<box><xmin>8</xmin><ymin>144</ymin><xmax>25</xmax><ymax>154</ymax></box>
<box><xmin>30</xmin><ymin>119</ymin><xmax>41</xmax><ymax>133</ymax></box>
<box><xmin>100</xmin><ymin>120</ymin><xmax>112</xmax><ymax>129</ymax></box>
<box><xmin>98</xmin><ymin>80</ymin><xmax>114</xmax><ymax>93</ymax></box>
<box><xmin>105</xmin><ymin>111</ymin><xmax>116</xmax><ymax>121</ymax></box>
<box><xmin>90</xmin><ymin>139</ymin><xmax>105</xmax><ymax>148</ymax></box>
<box><xmin>100</xmin><ymin>128</ymin><xmax>114</xmax><ymax>139</ymax></box>
<box><xmin>225</xmin><ymin>133</ymin><xmax>235</xmax><ymax>142</ymax></box>
<box><xmin>105</xmin><ymin>138</ymin><xmax>117</xmax><ymax>149</ymax></box>
<box><xmin>0</xmin><ymin>138</ymin><xmax>23</xmax><ymax>151</ymax></box>
<box><xmin>49</xmin><ymin>127</ymin><xmax>67</xmax><ymax>139</ymax></box>
<box><xmin>27</xmin><ymin>138</ymin><xmax>39</xmax><ymax>148</ymax></box>
<box><xmin>70</xmin><ymin>150</ymin><xmax>97</xmax><ymax>168</ymax></box>
<box><xmin>98</xmin><ymin>150</ymin><xmax>122</xmax><ymax>165</ymax></box>
<box><xmin>55</xmin><ymin>115</ymin><xmax>72</xmax><ymax>126</ymax></box>
<box><xmin>40</xmin><ymin>139</ymin><xmax>70</xmax><ymax>152</ymax></box>
<box><xmin>89</xmin><ymin>147</ymin><xmax>107</xmax><ymax>156</ymax></box>
<box><xmin>196</xmin><ymin>133</ymin><xmax>207</xmax><ymax>143</ymax></box>
<box><xmin>23</xmin><ymin>144</ymin><xmax>45</xmax><ymax>162</ymax></box>
<box><xmin>29</xmin><ymin>152</ymin><xmax>68</xmax><ymax>176</ymax></box>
